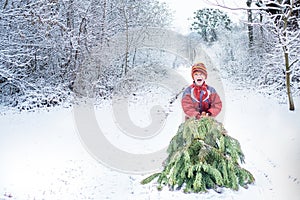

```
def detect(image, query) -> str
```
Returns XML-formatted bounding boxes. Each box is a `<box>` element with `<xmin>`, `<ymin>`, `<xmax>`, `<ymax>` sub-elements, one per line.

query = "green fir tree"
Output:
<box><xmin>141</xmin><ymin>117</ymin><xmax>255</xmax><ymax>193</ymax></box>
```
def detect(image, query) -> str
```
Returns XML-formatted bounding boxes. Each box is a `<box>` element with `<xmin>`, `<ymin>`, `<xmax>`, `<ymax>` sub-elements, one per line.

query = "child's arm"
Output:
<box><xmin>181</xmin><ymin>94</ymin><xmax>200</xmax><ymax>118</ymax></box>
<box><xmin>207</xmin><ymin>92</ymin><xmax>222</xmax><ymax>117</ymax></box>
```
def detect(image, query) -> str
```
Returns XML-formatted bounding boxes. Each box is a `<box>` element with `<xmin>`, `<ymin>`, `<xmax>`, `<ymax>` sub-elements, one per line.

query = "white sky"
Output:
<box><xmin>159</xmin><ymin>0</ymin><xmax>248</xmax><ymax>34</ymax></box>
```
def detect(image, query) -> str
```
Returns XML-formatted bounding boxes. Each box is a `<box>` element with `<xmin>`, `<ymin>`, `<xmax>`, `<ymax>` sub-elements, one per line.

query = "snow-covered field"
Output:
<box><xmin>1</xmin><ymin>66</ymin><xmax>300</xmax><ymax>200</ymax></box>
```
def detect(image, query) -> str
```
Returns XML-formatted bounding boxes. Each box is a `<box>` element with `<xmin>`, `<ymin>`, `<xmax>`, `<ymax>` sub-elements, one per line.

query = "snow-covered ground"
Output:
<box><xmin>1</xmin><ymin>66</ymin><xmax>300</xmax><ymax>200</ymax></box>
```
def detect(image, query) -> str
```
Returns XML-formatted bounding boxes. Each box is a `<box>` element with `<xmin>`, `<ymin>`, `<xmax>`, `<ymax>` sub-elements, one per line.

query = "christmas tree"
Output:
<box><xmin>141</xmin><ymin>117</ymin><xmax>255</xmax><ymax>193</ymax></box>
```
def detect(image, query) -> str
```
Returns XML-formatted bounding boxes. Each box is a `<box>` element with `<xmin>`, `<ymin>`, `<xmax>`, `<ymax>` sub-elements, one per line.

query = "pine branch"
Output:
<box><xmin>140</xmin><ymin>172</ymin><xmax>160</xmax><ymax>184</ymax></box>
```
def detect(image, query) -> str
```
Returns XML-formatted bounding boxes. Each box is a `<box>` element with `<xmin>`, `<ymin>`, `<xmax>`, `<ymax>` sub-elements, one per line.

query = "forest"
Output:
<box><xmin>0</xmin><ymin>0</ymin><xmax>299</xmax><ymax>112</ymax></box>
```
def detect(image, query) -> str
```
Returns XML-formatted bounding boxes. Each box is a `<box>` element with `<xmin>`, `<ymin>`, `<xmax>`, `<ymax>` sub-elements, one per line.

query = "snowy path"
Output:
<box><xmin>1</xmin><ymin>81</ymin><xmax>300</xmax><ymax>200</ymax></box>
<box><xmin>223</xmin><ymin>86</ymin><xmax>300</xmax><ymax>200</ymax></box>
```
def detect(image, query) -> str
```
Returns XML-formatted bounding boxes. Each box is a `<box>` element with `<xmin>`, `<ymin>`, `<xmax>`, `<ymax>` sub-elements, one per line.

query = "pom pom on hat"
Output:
<box><xmin>191</xmin><ymin>63</ymin><xmax>207</xmax><ymax>78</ymax></box>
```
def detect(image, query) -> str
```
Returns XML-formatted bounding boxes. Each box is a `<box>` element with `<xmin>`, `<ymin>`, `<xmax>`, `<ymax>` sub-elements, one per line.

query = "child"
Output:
<box><xmin>182</xmin><ymin>62</ymin><xmax>222</xmax><ymax>119</ymax></box>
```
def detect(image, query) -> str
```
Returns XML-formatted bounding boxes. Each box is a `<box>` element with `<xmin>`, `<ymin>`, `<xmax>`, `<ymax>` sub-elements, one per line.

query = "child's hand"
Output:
<box><xmin>201</xmin><ymin>111</ymin><xmax>209</xmax><ymax>117</ymax></box>
<box><xmin>196</xmin><ymin>112</ymin><xmax>211</xmax><ymax>119</ymax></box>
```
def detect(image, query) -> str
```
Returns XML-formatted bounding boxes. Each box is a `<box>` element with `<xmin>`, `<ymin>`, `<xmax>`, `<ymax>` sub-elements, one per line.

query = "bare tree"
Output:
<box><xmin>258</xmin><ymin>0</ymin><xmax>299</xmax><ymax>110</ymax></box>
<box><xmin>113</xmin><ymin>0</ymin><xmax>172</xmax><ymax>76</ymax></box>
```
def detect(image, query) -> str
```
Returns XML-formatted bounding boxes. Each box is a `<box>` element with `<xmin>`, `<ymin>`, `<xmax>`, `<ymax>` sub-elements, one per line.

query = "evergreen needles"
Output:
<box><xmin>141</xmin><ymin>117</ymin><xmax>255</xmax><ymax>193</ymax></box>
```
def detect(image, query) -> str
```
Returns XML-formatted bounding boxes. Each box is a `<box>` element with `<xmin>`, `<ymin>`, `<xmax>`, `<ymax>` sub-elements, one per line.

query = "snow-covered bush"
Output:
<box><xmin>87</xmin><ymin>49</ymin><xmax>190</xmax><ymax>102</ymax></box>
<box><xmin>0</xmin><ymin>0</ymin><xmax>172</xmax><ymax>113</ymax></box>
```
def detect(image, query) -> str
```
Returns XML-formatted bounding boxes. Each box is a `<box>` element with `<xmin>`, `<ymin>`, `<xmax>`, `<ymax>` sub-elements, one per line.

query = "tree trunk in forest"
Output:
<box><xmin>66</xmin><ymin>0</ymin><xmax>74</xmax><ymax>30</ymax></box>
<box><xmin>100</xmin><ymin>0</ymin><xmax>107</xmax><ymax>47</ymax></box>
<box><xmin>284</xmin><ymin>50</ymin><xmax>295</xmax><ymax>111</ymax></box>
<box><xmin>282</xmin><ymin>13</ymin><xmax>295</xmax><ymax>111</ymax></box>
<box><xmin>3</xmin><ymin>0</ymin><xmax>8</xmax><ymax>9</ymax></box>
<box><xmin>246</xmin><ymin>0</ymin><xmax>254</xmax><ymax>47</ymax></box>
<box><xmin>122</xmin><ymin>2</ymin><xmax>129</xmax><ymax>76</ymax></box>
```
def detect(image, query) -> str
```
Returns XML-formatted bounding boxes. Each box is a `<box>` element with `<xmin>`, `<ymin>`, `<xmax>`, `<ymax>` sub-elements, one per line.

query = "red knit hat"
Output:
<box><xmin>191</xmin><ymin>63</ymin><xmax>207</xmax><ymax>78</ymax></box>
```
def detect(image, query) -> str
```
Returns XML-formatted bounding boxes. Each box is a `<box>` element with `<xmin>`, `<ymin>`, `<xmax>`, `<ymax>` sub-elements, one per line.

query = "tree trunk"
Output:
<box><xmin>282</xmin><ymin>11</ymin><xmax>295</xmax><ymax>110</ymax></box>
<box><xmin>284</xmin><ymin>51</ymin><xmax>295</xmax><ymax>111</ymax></box>
<box><xmin>246</xmin><ymin>0</ymin><xmax>254</xmax><ymax>47</ymax></box>
<box><xmin>259</xmin><ymin>12</ymin><xmax>264</xmax><ymax>39</ymax></box>
<box><xmin>3</xmin><ymin>0</ymin><xmax>8</xmax><ymax>9</ymax></box>
<box><xmin>122</xmin><ymin>2</ymin><xmax>129</xmax><ymax>76</ymax></box>
<box><xmin>66</xmin><ymin>0</ymin><xmax>74</xmax><ymax>30</ymax></box>
<box><xmin>100</xmin><ymin>0</ymin><xmax>107</xmax><ymax>47</ymax></box>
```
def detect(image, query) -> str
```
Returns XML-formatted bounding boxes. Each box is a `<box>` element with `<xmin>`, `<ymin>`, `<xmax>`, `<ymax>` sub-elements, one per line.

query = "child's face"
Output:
<box><xmin>193</xmin><ymin>71</ymin><xmax>206</xmax><ymax>86</ymax></box>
